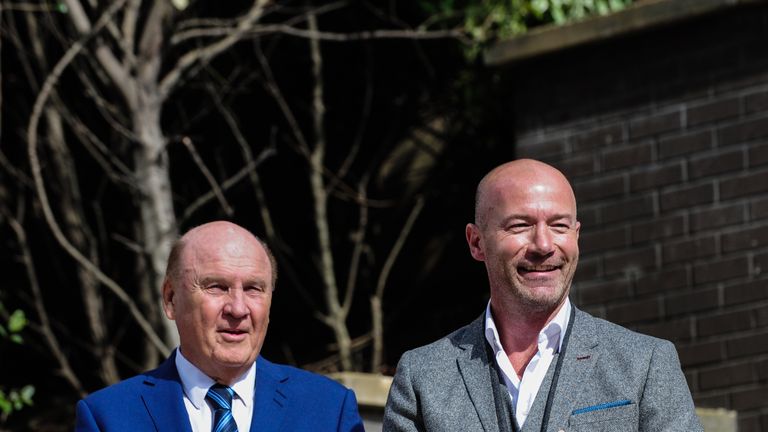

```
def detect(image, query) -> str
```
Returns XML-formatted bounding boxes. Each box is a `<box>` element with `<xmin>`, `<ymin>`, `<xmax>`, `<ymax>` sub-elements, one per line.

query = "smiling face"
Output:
<box><xmin>467</xmin><ymin>160</ymin><xmax>580</xmax><ymax>315</ymax></box>
<box><xmin>162</xmin><ymin>222</ymin><xmax>273</xmax><ymax>384</ymax></box>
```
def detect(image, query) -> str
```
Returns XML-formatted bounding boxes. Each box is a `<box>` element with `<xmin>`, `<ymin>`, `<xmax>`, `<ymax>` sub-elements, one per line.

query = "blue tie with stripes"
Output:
<box><xmin>206</xmin><ymin>384</ymin><xmax>239</xmax><ymax>432</ymax></box>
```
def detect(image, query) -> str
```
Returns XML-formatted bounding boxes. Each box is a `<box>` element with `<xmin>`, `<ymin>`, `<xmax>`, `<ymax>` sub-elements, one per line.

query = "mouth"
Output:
<box><xmin>518</xmin><ymin>265</ymin><xmax>561</xmax><ymax>276</ymax></box>
<box><xmin>219</xmin><ymin>328</ymin><xmax>248</xmax><ymax>341</ymax></box>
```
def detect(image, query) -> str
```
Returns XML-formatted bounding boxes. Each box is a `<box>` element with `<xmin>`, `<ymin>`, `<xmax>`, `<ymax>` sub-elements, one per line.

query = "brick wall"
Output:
<box><xmin>500</xmin><ymin>4</ymin><xmax>768</xmax><ymax>430</ymax></box>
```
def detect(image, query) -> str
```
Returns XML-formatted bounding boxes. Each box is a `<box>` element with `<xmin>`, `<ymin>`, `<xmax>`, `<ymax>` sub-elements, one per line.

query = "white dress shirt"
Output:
<box><xmin>175</xmin><ymin>348</ymin><xmax>255</xmax><ymax>432</ymax></box>
<box><xmin>484</xmin><ymin>298</ymin><xmax>571</xmax><ymax>428</ymax></box>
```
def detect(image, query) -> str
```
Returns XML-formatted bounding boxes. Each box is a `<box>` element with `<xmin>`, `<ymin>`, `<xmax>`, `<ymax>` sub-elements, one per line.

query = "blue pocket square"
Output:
<box><xmin>572</xmin><ymin>399</ymin><xmax>632</xmax><ymax>415</ymax></box>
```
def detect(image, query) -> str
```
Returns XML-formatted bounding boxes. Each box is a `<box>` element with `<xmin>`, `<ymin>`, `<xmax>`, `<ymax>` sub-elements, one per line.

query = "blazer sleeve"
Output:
<box><xmin>382</xmin><ymin>352</ymin><xmax>423</xmax><ymax>432</ymax></box>
<box><xmin>639</xmin><ymin>340</ymin><xmax>703</xmax><ymax>432</ymax></box>
<box><xmin>75</xmin><ymin>399</ymin><xmax>100</xmax><ymax>432</ymax></box>
<box><xmin>338</xmin><ymin>388</ymin><xmax>366</xmax><ymax>432</ymax></box>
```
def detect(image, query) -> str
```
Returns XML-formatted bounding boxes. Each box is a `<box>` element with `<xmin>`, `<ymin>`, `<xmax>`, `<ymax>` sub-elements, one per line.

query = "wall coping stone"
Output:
<box><xmin>484</xmin><ymin>0</ymin><xmax>762</xmax><ymax>66</ymax></box>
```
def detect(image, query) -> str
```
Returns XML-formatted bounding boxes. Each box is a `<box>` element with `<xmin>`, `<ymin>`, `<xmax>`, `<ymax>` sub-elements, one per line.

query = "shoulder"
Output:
<box><xmin>397</xmin><ymin>315</ymin><xmax>483</xmax><ymax>371</ymax></box>
<box><xmin>257</xmin><ymin>356</ymin><xmax>352</xmax><ymax>396</ymax></box>
<box><xmin>576</xmin><ymin>309</ymin><xmax>670</xmax><ymax>347</ymax></box>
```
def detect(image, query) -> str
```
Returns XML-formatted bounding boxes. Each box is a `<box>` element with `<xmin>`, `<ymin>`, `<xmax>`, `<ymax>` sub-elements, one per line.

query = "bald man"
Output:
<box><xmin>383</xmin><ymin>160</ymin><xmax>701</xmax><ymax>432</ymax></box>
<box><xmin>76</xmin><ymin>221</ymin><xmax>364</xmax><ymax>432</ymax></box>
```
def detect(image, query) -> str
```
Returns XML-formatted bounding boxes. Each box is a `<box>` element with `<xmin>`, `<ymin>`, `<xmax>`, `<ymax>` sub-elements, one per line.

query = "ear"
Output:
<box><xmin>466</xmin><ymin>223</ymin><xmax>486</xmax><ymax>262</ymax></box>
<box><xmin>162</xmin><ymin>278</ymin><xmax>176</xmax><ymax>320</ymax></box>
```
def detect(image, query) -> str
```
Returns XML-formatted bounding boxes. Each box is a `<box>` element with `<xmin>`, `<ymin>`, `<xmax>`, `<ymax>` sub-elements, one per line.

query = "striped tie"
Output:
<box><xmin>206</xmin><ymin>384</ymin><xmax>239</xmax><ymax>432</ymax></box>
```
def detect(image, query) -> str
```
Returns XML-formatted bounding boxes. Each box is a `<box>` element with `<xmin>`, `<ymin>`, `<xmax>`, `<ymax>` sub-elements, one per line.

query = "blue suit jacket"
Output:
<box><xmin>75</xmin><ymin>353</ymin><xmax>364</xmax><ymax>431</ymax></box>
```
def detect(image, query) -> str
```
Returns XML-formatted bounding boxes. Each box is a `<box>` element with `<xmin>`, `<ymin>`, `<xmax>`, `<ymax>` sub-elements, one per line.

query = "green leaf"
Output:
<box><xmin>7</xmin><ymin>310</ymin><xmax>26</xmax><ymax>333</ymax></box>
<box><xmin>20</xmin><ymin>385</ymin><xmax>35</xmax><ymax>405</ymax></box>
<box><xmin>10</xmin><ymin>334</ymin><xmax>23</xmax><ymax>344</ymax></box>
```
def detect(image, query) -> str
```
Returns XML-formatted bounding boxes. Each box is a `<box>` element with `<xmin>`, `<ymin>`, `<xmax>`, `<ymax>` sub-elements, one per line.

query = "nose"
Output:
<box><xmin>529</xmin><ymin>223</ymin><xmax>555</xmax><ymax>256</ymax></box>
<box><xmin>224</xmin><ymin>288</ymin><xmax>248</xmax><ymax>318</ymax></box>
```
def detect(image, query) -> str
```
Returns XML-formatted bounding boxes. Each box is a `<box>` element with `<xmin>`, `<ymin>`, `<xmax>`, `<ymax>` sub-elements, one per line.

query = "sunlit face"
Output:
<box><xmin>467</xmin><ymin>162</ymin><xmax>580</xmax><ymax>314</ymax></box>
<box><xmin>163</xmin><ymin>223</ymin><xmax>272</xmax><ymax>384</ymax></box>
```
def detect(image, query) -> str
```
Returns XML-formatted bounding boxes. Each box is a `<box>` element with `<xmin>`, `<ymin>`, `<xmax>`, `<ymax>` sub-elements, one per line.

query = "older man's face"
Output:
<box><xmin>467</xmin><ymin>163</ymin><xmax>580</xmax><ymax>314</ymax></box>
<box><xmin>163</xmin><ymin>223</ymin><xmax>272</xmax><ymax>383</ymax></box>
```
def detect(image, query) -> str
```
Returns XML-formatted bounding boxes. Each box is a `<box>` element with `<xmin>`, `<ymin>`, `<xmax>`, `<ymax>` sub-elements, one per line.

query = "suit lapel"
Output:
<box><xmin>251</xmin><ymin>356</ymin><xmax>288</xmax><ymax>432</ymax></box>
<box><xmin>457</xmin><ymin>314</ymin><xmax>500</xmax><ymax>432</ymax></box>
<box><xmin>543</xmin><ymin>309</ymin><xmax>600</xmax><ymax>431</ymax></box>
<box><xmin>140</xmin><ymin>353</ymin><xmax>194</xmax><ymax>432</ymax></box>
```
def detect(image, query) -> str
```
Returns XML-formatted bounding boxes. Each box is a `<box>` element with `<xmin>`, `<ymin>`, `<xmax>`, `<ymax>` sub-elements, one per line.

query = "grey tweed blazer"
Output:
<box><xmin>383</xmin><ymin>307</ymin><xmax>702</xmax><ymax>432</ymax></box>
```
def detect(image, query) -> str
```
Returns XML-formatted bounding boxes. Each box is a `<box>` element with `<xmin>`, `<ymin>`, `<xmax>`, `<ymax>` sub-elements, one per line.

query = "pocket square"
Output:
<box><xmin>572</xmin><ymin>399</ymin><xmax>632</xmax><ymax>415</ymax></box>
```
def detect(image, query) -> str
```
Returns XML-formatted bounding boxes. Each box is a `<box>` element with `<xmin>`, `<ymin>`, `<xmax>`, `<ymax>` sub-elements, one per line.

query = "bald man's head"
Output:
<box><xmin>473</xmin><ymin>159</ymin><xmax>577</xmax><ymax>229</ymax></box>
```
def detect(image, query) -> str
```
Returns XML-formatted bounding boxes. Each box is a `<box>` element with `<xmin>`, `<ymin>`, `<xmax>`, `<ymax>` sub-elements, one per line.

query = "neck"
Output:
<box><xmin>490</xmin><ymin>297</ymin><xmax>567</xmax><ymax>377</ymax></box>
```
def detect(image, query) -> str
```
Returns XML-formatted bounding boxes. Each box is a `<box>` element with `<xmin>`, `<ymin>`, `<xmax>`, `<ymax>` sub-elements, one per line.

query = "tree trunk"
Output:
<box><xmin>131</xmin><ymin>94</ymin><xmax>179</xmax><ymax>356</ymax></box>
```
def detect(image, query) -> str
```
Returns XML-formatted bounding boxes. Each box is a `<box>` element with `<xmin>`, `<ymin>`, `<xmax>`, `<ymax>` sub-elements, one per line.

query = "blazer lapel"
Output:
<box><xmin>140</xmin><ymin>353</ymin><xmax>194</xmax><ymax>432</ymax></box>
<box><xmin>251</xmin><ymin>356</ymin><xmax>288</xmax><ymax>432</ymax></box>
<box><xmin>456</xmin><ymin>314</ymin><xmax>500</xmax><ymax>432</ymax></box>
<box><xmin>543</xmin><ymin>308</ymin><xmax>600</xmax><ymax>431</ymax></box>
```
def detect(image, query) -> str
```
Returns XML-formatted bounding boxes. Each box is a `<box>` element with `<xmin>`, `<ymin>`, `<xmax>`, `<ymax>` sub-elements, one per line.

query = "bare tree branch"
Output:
<box><xmin>25</xmin><ymin>0</ymin><xmax>170</xmax><ymax>356</ymax></box>
<box><xmin>159</xmin><ymin>0</ymin><xmax>272</xmax><ymax>99</ymax></box>
<box><xmin>371</xmin><ymin>195</ymin><xmax>425</xmax><ymax>370</ymax></box>
<box><xmin>2</xmin><ymin>208</ymin><xmax>86</xmax><ymax>397</ymax></box>
<box><xmin>181</xmin><ymin>136</ymin><xmax>234</xmax><ymax>216</ymax></box>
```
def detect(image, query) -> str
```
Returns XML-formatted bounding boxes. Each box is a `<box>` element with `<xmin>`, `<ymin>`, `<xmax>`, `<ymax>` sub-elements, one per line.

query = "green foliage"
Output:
<box><xmin>0</xmin><ymin>304</ymin><xmax>34</xmax><ymax>423</ymax></box>
<box><xmin>421</xmin><ymin>0</ymin><xmax>634</xmax><ymax>58</ymax></box>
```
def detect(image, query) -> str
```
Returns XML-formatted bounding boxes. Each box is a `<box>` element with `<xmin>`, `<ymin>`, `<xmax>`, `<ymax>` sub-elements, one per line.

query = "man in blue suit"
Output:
<box><xmin>76</xmin><ymin>221</ymin><xmax>364</xmax><ymax>431</ymax></box>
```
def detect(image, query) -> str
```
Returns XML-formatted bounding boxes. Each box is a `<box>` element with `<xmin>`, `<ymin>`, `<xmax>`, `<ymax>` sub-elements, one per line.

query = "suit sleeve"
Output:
<box><xmin>382</xmin><ymin>352</ymin><xmax>423</xmax><ymax>432</ymax></box>
<box><xmin>75</xmin><ymin>399</ymin><xmax>101</xmax><ymax>432</ymax></box>
<box><xmin>639</xmin><ymin>340</ymin><xmax>703</xmax><ymax>432</ymax></box>
<box><xmin>338</xmin><ymin>388</ymin><xmax>365</xmax><ymax>432</ymax></box>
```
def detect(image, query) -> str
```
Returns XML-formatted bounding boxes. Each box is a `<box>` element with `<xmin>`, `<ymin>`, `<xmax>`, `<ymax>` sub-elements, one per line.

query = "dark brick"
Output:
<box><xmin>658</xmin><ymin>131</ymin><xmax>712</xmax><ymax>159</ymax></box>
<box><xmin>662</xmin><ymin>236</ymin><xmax>717</xmax><ymax>264</ymax></box>
<box><xmin>725</xmin><ymin>279</ymin><xmax>768</xmax><ymax>306</ymax></box>
<box><xmin>759</xmin><ymin>358</ymin><xmax>768</xmax><ymax>380</ymax></box>
<box><xmin>578</xmin><ymin>207</ymin><xmax>599</xmax><ymax>227</ymax></box>
<box><xmin>698</xmin><ymin>310</ymin><xmax>753</xmax><ymax>337</ymax></box>
<box><xmin>699</xmin><ymin>362</ymin><xmax>754</xmax><ymax>390</ymax></box>
<box><xmin>629</xmin><ymin>163</ymin><xmax>683</xmax><ymax>191</ymax></box>
<box><xmin>687</xmin><ymin>98</ymin><xmax>740</xmax><ymax>126</ymax></box>
<box><xmin>631</xmin><ymin>215</ymin><xmax>685</xmax><ymax>243</ymax></box>
<box><xmin>573</xmin><ymin>257</ymin><xmax>600</xmax><ymax>282</ymax></box>
<box><xmin>694</xmin><ymin>256</ymin><xmax>749</xmax><ymax>284</ymax></box>
<box><xmin>756</xmin><ymin>253</ymin><xmax>768</xmax><ymax>277</ymax></box>
<box><xmin>694</xmin><ymin>394</ymin><xmax>730</xmax><ymax>410</ymax></box>
<box><xmin>727</xmin><ymin>332</ymin><xmax>768</xmax><ymax>358</ymax></box>
<box><xmin>678</xmin><ymin>341</ymin><xmax>723</xmax><ymax>367</ymax></box>
<box><xmin>720</xmin><ymin>171</ymin><xmax>768</xmax><ymax>200</ymax></box>
<box><xmin>720</xmin><ymin>116</ymin><xmax>768</xmax><ymax>146</ymax></box>
<box><xmin>517</xmin><ymin>138</ymin><xmax>567</xmax><ymax>158</ymax></box>
<box><xmin>660</xmin><ymin>183</ymin><xmax>714</xmax><ymax>212</ymax></box>
<box><xmin>688</xmin><ymin>149</ymin><xmax>744</xmax><ymax>179</ymax></box>
<box><xmin>601</xmin><ymin>195</ymin><xmax>655</xmax><ymax>224</ymax></box>
<box><xmin>753</xmin><ymin>198</ymin><xmax>768</xmax><ymax>220</ymax></box>
<box><xmin>630</xmin><ymin>111</ymin><xmax>682</xmax><ymax>139</ymax></box>
<box><xmin>722</xmin><ymin>225</ymin><xmax>768</xmax><ymax>253</ymax></box>
<box><xmin>572</xmin><ymin>124</ymin><xmax>624</xmax><ymax>151</ymax></box>
<box><xmin>578</xmin><ymin>279</ymin><xmax>632</xmax><ymax>305</ymax></box>
<box><xmin>573</xmin><ymin>175</ymin><xmax>625</xmax><ymax>202</ymax></box>
<box><xmin>732</xmin><ymin>386</ymin><xmax>768</xmax><ymax>411</ymax></box>
<box><xmin>555</xmin><ymin>155</ymin><xmax>596</xmax><ymax>179</ymax></box>
<box><xmin>636</xmin><ymin>318</ymin><xmax>693</xmax><ymax>341</ymax></box>
<box><xmin>690</xmin><ymin>204</ymin><xmax>745</xmax><ymax>231</ymax></box>
<box><xmin>666</xmin><ymin>288</ymin><xmax>719</xmax><ymax>315</ymax></box>
<box><xmin>757</xmin><ymin>305</ymin><xmax>768</xmax><ymax>327</ymax></box>
<box><xmin>606</xmin><ymin>298</ymin><xmax>659</xmax><ymax>324</ymax></box>
<box><xmin>604</xmin><ymin>246</ymin><xmax>657</xmax><ymax>275</ymax></box>
<box><xmin>636</xmin><ymin>267</ymin><xmax>689</xmax><ymax>294</ymax></box>
<box><xmin>745</xmin><ymin>90</ymin><xmax>768</xmax><ymax>114</ymax></box>
<box><xmin>748</xmin><ymin>143</ymin><xmax>768</xmax><ymax>167</ymax></box>
<box><xmin>603</xmin><ymin>144</ymin><xmax>653</xmax><ymax>171</ymax></box>
<box><xmin>580</xmin><ymin>226</ymin><xmax>627</xmax><ymax>254</ymax></box>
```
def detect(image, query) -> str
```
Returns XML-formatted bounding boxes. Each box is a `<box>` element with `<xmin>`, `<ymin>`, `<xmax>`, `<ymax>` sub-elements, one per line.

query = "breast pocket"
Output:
<box><xmin>566</xmin><ymin>402</ymin><xmax>639</xmax><ymax>432</ymax></box>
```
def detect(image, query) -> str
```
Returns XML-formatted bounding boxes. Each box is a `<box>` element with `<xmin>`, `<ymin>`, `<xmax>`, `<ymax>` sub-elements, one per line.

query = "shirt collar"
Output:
<box><xmin>484</xmin><ymin>297</ymin><xmax>571</xmax><ymax>356</ymax></box>
<box><xmin>175</xmin><ymin>348</ymin><xmax>256</xmax><ymax>409</ymax></box>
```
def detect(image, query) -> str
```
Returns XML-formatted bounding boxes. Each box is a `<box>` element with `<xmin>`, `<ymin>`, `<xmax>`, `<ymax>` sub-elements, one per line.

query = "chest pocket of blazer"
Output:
<box><xmin>566</xmin><ymin>402</ymin><xmax>638</xmax><ymax>432</ymax></box>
